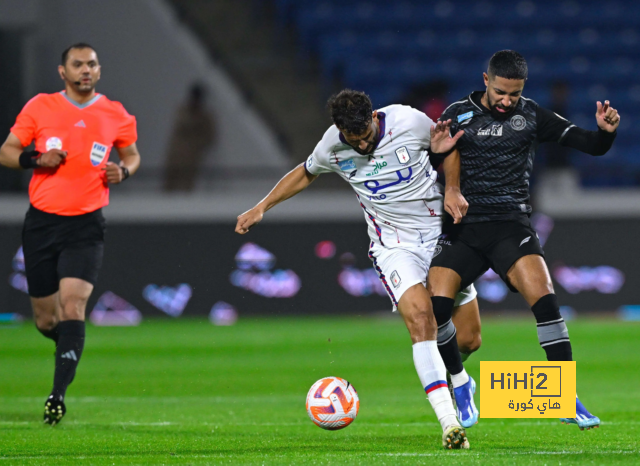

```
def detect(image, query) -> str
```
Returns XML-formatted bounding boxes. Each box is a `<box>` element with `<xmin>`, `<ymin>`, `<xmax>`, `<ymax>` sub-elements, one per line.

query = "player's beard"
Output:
<box><xmin>489</xmin><ymin>98</ymin><xmax>518</xmax><ymax>119</ymax></box>
<box><xmin>353</xmin><ymin>143</ymin><xmax>375</xmax><ymax>155</ymax></box>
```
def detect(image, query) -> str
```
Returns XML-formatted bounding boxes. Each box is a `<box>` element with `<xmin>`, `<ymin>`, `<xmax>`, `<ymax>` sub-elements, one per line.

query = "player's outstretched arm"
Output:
<box><xmin>0</xmin><ymin>133</ymin><xmax>66</xmax><ymax>169</ymax></box>
<box><xmin>559</xmin><ymin>101</ymin><xmax>619</xmax><ymax>156</ymax></box>
<box><xmin>442</xmin><ymin>148</ymin><xmax>468</xmax><ymax>224</ymax></box>
<box><xmin>235</xmin><ymin>163</ymin><xmax>317</xmax><ymax>234</ymax></box>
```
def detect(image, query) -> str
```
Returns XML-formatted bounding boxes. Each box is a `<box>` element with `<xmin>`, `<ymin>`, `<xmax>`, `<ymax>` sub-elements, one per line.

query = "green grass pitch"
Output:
<box><xmin>1</xmin><ymin>316</ymin><xmax>639</xmax><ymax>465</ymax></box>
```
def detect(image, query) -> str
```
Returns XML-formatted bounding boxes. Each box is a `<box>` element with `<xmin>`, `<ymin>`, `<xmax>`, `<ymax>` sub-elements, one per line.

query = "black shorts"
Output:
<box><xmin>22</xmin><ymin>205</ymin><xmax>106</xmax><ymax>298</ymax></box>
<box><xmin>430</xmin><ymin>216</ymin><xmax>544</xmax><ymax>292</ymax></box>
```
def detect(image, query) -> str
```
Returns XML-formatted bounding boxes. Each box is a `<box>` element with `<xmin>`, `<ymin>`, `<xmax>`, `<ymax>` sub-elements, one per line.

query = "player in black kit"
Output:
<box><xmin>428</xmin><ymin>50</ymin><xmax>620</xmax><ymax>430</ymax></box>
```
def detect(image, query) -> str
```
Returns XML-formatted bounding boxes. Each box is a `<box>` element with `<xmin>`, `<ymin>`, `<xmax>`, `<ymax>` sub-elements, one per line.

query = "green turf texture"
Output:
<box><xmin>1</xmin><ymin>316</ymin><xmax>638</xmax><ymax>465</ymax></box>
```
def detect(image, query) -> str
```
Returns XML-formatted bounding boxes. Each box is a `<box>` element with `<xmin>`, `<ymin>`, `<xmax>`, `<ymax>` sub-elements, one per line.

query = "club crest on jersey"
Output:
<box><xmin>390</xmin><ymin>270</ymin><xmax>401</xmax><ymax>288</ymax></box>
<box><xmin>337</xmin><ymin>158</ymin><xmax>356</xmax><ymax>171</ymax></box>
<box><xmin>45</xmin><ymin>137</ymin><xmax>62</xmax><ymax>151</ymax></box>
<box><xmin>395</xmin><ymin>146</ymin><xmax>410</xmax><ymax>164</ymax></box>
<box><xmin>510</xmin><ymin>115</ymin><xmax>527</xmax><ymax>131</ymax></box>
<box><xmin>90</xmin><ymin>142</ymin><xmax>108</xmax><ymax>166</ymax></box>
<box><xmin>457</xmin><ymin>111</ymin><xmax>473</xmax><ymax>123</ymax></box>
<box><xmin>477</xmin><ymin>125</ymin><xmax>502</xmax><ymax>136</ymax></box>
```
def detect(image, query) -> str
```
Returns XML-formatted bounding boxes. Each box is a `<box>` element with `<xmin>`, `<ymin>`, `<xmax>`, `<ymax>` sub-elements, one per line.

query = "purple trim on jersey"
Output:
<box><xmin>373</xmin><ymin>112</ymin><xmax>386</xmax><ymax>151</ymax></box>
<box><xmin>356</xmin><ymin>193</ymin><xmax>384</xmax><ymax>245</ymax></box>
<box><xmin>337</xmin><ymin>112</ymin><xmax>387</xmax><ymax>152</ymax></box>
<box><xmin>425</xmin><ymin>380</ymin><xmax>448</xmax><ymax>394</ymax></box>
<box><xmin>368</xmin><ymin>248</ymin><xmax>398</xmax><ymax>307</ymax></box>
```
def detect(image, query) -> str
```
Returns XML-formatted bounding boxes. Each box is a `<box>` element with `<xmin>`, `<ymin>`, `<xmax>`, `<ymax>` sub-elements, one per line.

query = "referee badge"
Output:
<box><xmin>46</xmin><ymin>137</ymin><xmax>62</xmax><ymax>151</ymax></box>
<box><xmin>90</xmin><ymin>142</ymin><xmax>108</xmax><ymax>166</ymax></box>
<box><xmin>510</xmin><ymin>115</ymin><xmax>527</xmax><ymax>131</ymax></box>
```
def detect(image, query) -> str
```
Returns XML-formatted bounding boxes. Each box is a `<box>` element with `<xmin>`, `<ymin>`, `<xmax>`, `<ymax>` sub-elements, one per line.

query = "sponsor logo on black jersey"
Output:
<box><xmin>477</xmin><ymin>125</ymin><xmax>503</xmax><ymax>136</ymax></box>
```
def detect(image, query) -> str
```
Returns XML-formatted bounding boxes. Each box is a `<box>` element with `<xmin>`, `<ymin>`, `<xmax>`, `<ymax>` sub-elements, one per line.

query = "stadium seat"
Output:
<box><xmin>278</xmin><ymin>0</ymin><xmax>639</xmax><ymax>185</ymax></box>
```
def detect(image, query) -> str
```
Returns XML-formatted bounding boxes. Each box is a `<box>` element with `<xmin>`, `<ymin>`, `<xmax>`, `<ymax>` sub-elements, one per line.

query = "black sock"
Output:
<box><xmin>432</xmin><ymin>296</ymin><xmax>464</xmax><ymax>375</ymax></box>
<box><xmin>531</xmin><ymin>294</ymin><xmax>573</xmax><ymax>361</ymax></box>
<box><xmin>52</xmin><ymin>320</ymin><xmax>85</xmax><ymax>400</ymax></box>
<box><xmin>37</xmin><ymin>324</ymin><xmax>59</xmax><ymax>345</ymax></box>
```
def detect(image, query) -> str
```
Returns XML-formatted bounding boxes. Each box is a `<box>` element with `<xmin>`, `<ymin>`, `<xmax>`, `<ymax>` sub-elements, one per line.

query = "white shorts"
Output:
<box><xmin>368</xmin><ymin>240</ymin><xmax>477</xmax><ymax>312</ymax></box>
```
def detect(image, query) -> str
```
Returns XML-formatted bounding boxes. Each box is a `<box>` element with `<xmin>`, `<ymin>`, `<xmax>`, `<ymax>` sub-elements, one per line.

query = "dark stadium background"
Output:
<box><xmin>1</xmin><ymin>1</ymin><xmax>638</xmax><ymax>319</ymax></box>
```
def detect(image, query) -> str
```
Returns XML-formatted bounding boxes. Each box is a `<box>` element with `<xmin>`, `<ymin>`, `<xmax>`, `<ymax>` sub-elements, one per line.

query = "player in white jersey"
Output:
<box><xmin>236</xmin><ymin>90</ymin><xmax>478</xmax><ymax>449</ymax></box>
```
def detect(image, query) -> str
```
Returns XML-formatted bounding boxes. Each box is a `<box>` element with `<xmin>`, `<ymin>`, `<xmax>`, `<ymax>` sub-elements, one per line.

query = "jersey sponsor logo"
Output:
<box><xmin>364</xmin><ymin>167</ymin><xmax>412</xmax><ymax>194</ymax></box>
<box><xmin>74</xmin><ymin>120</ymin><xmax>86</xmax><ymax>128</ymax></box>
<box><xmin>519</xmin><ymin>236</ymin><xmax>532</xmax><ymax>247</ymax></box>
<box><xmin>510</xmin><ymin>114</ymin><xmax>527</xmax><ymax>131</ymax></box>
<box><xmin>390</xmin><ymin>270</ymin><xmax>401</xmax><ymax>288</ymax></box>
<box><xmin>457</xmin><ymin>111</ymin><xmax>473</xmax><ymax>123</ymax></box>
<box><xmin>90</xmin><ymin>142</ymin><xmax>108</xmax><ymax>167</ymax></box>
<box><xmin>45</xmin><ymin>137</ymin><xmax>62</xmax><ymax>151</ymax></box>
<box><xmin>478</xmin><ymin>125</ymin><xmax>503</xmax><ymax>136</ymax></box>
<box><xmin>433</xmin><ymin>245</ymin><xmax>442</xmax><ymax>257</ymax></box>
<box><xmin>337</xmin><ymin>158</ymin><xmax>356</xmax><ymax>171</ymax></box>
<box><xmin>348</xmin><ymin>169</ymin><xmax>357</xmax><ymax>180</ymax></box>
<box><xmin>395</xmin><ymin>146</ymin><xmax>411</xmax><ymax>164</ymax></box>
<box><xmin>366</xmin><ymin>159</ymin><xmax>387</xmax><ymax>177</ymax></box>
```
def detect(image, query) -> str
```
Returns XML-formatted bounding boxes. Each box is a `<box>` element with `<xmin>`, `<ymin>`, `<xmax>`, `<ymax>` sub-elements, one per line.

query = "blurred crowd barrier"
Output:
<box><xmin>1</xmin><ymin>214</ymin><xmax>637</xmax><ymax>317</ymax></box>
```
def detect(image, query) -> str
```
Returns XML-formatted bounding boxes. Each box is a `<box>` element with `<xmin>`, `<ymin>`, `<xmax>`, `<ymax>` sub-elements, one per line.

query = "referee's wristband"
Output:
<box><xmin>19</xmin><ymin>150</ymin><xmax>40</xmax><ymax>169</ymax></box>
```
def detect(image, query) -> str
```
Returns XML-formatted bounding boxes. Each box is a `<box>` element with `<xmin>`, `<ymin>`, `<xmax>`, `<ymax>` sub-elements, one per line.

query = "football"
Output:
<box><xmin>306</xmin><ymin>376</ymin><xmax>359</xmax><ymax>430</ymax></box>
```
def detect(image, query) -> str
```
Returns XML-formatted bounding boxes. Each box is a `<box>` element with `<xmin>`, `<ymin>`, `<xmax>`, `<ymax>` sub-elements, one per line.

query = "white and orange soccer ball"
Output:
<box><xmin>306</xmin><ymin>376</ymin><xmax>359</xmax><ymax>430</ymax></box>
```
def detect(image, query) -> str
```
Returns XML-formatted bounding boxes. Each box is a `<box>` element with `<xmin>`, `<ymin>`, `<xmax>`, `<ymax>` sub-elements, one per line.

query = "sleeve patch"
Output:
<box><xmin>457</xmin><ymin>111</ymin><xmax>473</xmax><ymax>123</ymax></box>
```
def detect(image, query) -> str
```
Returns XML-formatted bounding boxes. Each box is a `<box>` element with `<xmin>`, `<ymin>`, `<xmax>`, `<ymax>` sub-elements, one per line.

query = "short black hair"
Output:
<box><xmin>61</xmin><ymin>43</ymin><xmax>96</xmax><ymax>66</ymax></box>
<box><xmin>487</xmin><ymin>50</ymin><xmax>528</xmax><ymax>80</ymax></box>
<box><xmin>327</xmin><ymin>89</ymin><xmax>372</xmax><ymax>135</ymax></box>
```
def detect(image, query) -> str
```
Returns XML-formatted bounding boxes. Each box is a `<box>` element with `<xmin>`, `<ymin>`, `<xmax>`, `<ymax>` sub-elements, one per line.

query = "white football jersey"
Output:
<box><xmin>306</xmin><ymin>104</ymin><xmax>443</xmax><ymax>247</ymax></box>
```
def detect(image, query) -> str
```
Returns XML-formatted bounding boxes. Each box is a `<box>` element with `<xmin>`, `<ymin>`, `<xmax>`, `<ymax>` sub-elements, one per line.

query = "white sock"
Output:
<box><xmin>413</xmin><ymin>340</ymin><xmax>459</xmax><ymax>430</ymax></box>
<box><xmin>451</xmin><ymin>368</ymin><xmax>470</xmax><ymax>389</ymax></box>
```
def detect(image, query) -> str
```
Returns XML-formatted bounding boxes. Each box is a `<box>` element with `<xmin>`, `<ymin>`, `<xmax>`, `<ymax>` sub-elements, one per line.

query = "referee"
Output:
<box><xmin>0</xmin><ymin>43</ymin><xmax>140</xmax><ymax>425</ymax></box>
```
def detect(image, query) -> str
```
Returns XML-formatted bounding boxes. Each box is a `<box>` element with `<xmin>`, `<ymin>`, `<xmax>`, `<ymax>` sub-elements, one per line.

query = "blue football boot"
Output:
<box><xmin>453</xmin><ymin>376</ymin><xmax>479</xmax><ymax>428</ymax></box>
<box><xmin>560</xmin><ymin>395</ymin><xmax>600</xmax><ymax>430</ymax></box>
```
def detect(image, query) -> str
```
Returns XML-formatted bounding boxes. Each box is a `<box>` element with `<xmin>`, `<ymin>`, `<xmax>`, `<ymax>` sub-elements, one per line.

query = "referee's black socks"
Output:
<box><xmin>432</xmin><ymin>296</ymin><xmax>464</xmax><ymax>376</ymax></box>
<box><xmin>37</xmin><ymin>324</ymin><xmax>60</xmax><ymax>345</ymax></box>
<box><xmin>51</xmin><ymin>320</ymin><xmax>85</xmax><ymax>400</ymax></box>
<box><xmin>531</xmin><ymin>294</ymin><xmax>573</xmax><ymax>361</ymax></box>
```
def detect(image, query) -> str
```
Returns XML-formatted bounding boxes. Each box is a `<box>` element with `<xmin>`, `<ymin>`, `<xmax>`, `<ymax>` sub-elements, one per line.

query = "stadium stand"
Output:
<box><xmin>276</xmin><ymin>0</ymin><xmax>639</xmax><ymax>186</ymax></box>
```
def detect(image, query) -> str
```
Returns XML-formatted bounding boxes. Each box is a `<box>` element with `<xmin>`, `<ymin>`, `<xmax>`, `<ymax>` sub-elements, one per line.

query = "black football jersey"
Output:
<box><xmin>440</xmin><ymin>91</ymin><xmax>574</xmax><ymax>223</ymax></box>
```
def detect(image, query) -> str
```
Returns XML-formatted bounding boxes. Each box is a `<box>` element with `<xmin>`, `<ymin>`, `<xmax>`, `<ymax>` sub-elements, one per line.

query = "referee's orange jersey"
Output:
<box><xmin>11</xmin><ymin>91</ymin><xmax>137</xmax><ymax>216</ymax></box>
